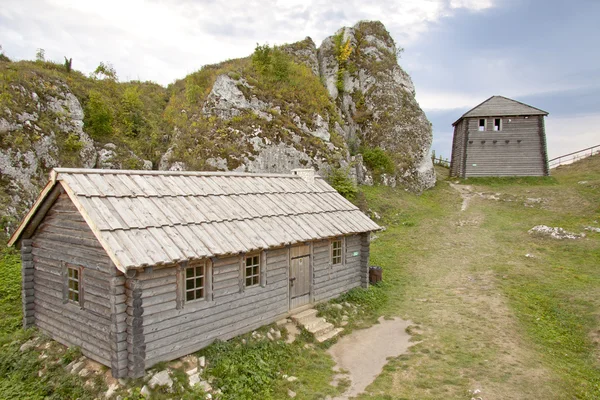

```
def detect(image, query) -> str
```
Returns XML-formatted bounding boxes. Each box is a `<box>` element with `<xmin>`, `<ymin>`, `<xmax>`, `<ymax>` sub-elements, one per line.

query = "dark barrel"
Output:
<box><xmin>369</xmin><ymin>266</ymin><xmax>382</xmax><ymax>284</ymax></box>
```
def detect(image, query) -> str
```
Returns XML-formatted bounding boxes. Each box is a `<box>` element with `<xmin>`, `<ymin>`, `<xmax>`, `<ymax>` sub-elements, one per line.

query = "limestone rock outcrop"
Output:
<box><xmin>317</xmin><ymin>21</ymin><xmax>435</xmax><ymax>191</ymax></box>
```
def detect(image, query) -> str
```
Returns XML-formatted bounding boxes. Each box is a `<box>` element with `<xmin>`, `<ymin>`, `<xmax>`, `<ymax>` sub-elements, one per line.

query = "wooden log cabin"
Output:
<box><xmin>449</xmin><ymin>96</ymin><xmax>550</xmax><ymax>177</ymax></box>
<box><xmin>8</xmin><ymin>168</ymin><xmax>380</xmax><ymax>378</ymax></box>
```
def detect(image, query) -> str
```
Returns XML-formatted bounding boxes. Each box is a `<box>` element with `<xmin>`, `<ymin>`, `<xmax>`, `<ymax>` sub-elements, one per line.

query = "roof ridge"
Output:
<box><xmin>77</xmin><ymin>190</ymin><xmax>337</xmax><ymax>198</ymax></box>
<box><xmin>452</xmin><ymin>95</ymin><xmax>548</xmax><ymax>126</ymax></box>
<box><xmin>52</xmin><ymin>168</ymin><xmax>325</xmax><ymax>180</ymax></box>
<box><xmin>98</xmin><ymin>208</ymin><xmax>361</xmax><ymax>233</ymax></box>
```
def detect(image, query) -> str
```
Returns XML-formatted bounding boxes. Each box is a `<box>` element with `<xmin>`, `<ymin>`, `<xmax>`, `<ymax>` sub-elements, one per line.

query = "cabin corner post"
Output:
<box><xmin>539</xmin><ymin>115</ymin><xmax>550</xmax><ymax>176</ymax></box>
<box><xmin>21</xmin><ymin>239</ymin><xmax>35</xmax><ymax>329</ymax></box>
<box><xmin>125</xmin><ymin>270</ymin><xmax>145</xmax><ymax>378</ymax></box>
<box><xmin>110</xmin><ymin>266</ymin><xmax>128</xmax><ymax>378</ymax></box>
<box><xmin>360</xmin><ymin>233</ymin><xmax>370</xmax><ymax>288</ymax></box>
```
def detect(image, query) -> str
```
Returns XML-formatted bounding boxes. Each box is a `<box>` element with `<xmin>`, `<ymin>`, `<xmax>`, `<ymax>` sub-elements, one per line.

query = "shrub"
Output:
<box><xmin>252</xmin><ymin>44</ymin><xmax>272</xmax><ymax>75</ymax></box>
<box><xmin>63</xmin><ymin>133</ymin><xmax>83</xmax><ymax>152</ymax></box>
<box><xmin>361</xmin><ymin>147</ymin><xmax>395</xmax><ymax>176</ymax></box>
<box><xmin>120</xmin><ymin>87</ymin><xmax>144</xmax><ymax>137</ymax></box>
<box><xmin>83</xmin><ymin>90</ymin><xmax>113</xmax><ymax>138</ymax></box>
<box><xmin>329</xmin><ymin>168</ymin><xmax>357</xmax><ymax>200</ymax></box>
<box><xmin>251</xmin><ymin>44</ymin><xmax>290</xmax><ymax>82</ymax></box>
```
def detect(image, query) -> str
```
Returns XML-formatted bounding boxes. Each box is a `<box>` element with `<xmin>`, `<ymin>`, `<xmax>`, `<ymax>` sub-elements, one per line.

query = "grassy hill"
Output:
<box><xmin>0</xmin><ymin>156</ymin><xmax>598</xmax><ymax>399</ymax></box>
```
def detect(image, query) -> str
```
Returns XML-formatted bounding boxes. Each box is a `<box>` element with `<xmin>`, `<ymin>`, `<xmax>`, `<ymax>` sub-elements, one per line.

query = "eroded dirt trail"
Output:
<box><xmin>327</xmin><ymin>317</ymin><xmax>415</xmax><ymax>399</ymax></box>
<box><xmin>358</xmin><ymin>182</ymin><xmax>559</xmax><ymax>399</ymax></box>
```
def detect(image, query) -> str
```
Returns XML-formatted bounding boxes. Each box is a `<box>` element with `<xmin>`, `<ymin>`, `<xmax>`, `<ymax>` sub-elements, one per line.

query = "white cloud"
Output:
<box><xmin>417</xmin><ymin>91</ymin><xmax>484</xmax><ymax>110</ymax></box>
<box><xmin>0</xmin><ymin>0</ymin><xmax>495</xmax><ymax>85</ymax></box>
<box><xmin>450</xmin><ymin>0</ymin><xmax>494</xmax><ymax>11</ymax></box>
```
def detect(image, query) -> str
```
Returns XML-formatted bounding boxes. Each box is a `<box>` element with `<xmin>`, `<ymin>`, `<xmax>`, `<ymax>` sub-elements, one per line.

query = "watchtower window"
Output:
<box><xmin>494</xmin><ymin>118</ymin><xmax>502</xmax><ymax>131</ymax></box>
<box><xmin>478</xmin><ymin>119</ymin><xmax>486</xmax><ymax>131</ymax></box>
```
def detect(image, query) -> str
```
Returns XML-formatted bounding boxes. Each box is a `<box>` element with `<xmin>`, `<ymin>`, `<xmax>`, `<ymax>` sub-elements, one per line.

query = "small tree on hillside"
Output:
<box><xmin>35</xmin><ymin>48</ymin><xmax>45</xmax><ymax>62</ymax></box>
<box><xmin>64</xmin><ymin>57</ymin><xmax>73</xmax><ymax>73</ymax></box>
<box><xmin>0</xmin><ymin>45</ymin><xmax>9</xmax><ymax>62</ymax></box>
<box><xmin>92</xmin><ymin>62</ymin><xmax>118</xmax><ymax>81</ymax></box>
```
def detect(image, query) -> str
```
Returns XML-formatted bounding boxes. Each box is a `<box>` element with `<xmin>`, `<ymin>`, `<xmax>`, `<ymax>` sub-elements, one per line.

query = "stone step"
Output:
<box><xmin>290</xmin><ymin>307</ymin><xmax>343</xmax><ymax>343</ymax></box>
<box><xmin>315</xmin><ymin>327</ymin><xmax>344</xmax><ymax>343</ymax></box>
<box><xmin>304</xmin><ymin>319</ymin><xmax>335</xmax><ymax>337</ymax></box>
<box><xmin>291</xmin><ymin>309</ymin><xmax>319</xmax><ymax>325</ymax></box>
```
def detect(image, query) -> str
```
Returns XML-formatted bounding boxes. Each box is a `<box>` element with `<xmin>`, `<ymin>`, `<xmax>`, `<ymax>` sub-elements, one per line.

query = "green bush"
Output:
<box><xmin>251</xmin><ymin>44</ymin><xmax>290</xmax><ymax>82</ymax></box>
<box><xmin>120</xmin><ymin>87</ymin><xmax>144</xmax><ymax>137</ymax></box>
<box><xmin>361</xmin><ymin>147</ymin><xmax>395</xmax><ymax>176</ymax></box>
<box><xmin>63</xmin><ymin>133</ymin><xmax>83</xmax><ymax>153</ymax></box>
<box><xmin>329</xmin><ymin>168</ymin><xmax>357</xmax><ymax>200</ymax></box>
<box><xmin>83</xmin><ymin>90</ymin><xmax>113</xmax><ymax>138</ymax></box>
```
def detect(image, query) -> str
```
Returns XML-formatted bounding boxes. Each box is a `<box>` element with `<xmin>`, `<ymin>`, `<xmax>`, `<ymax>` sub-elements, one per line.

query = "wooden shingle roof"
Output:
<box><xmin>452</xmin><ymin>96</ymin><xmax>549</xmax><ymax>126</ymax></box>
<box><xmin>9</xmin><ymin>168</ymin><xmax>380</xmax><ymax>272</ymax></box>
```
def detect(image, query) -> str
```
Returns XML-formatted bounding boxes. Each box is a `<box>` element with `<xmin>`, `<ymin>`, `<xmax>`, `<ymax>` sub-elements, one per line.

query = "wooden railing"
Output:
<box><xmin>431</xmin><ymin>156</ymin><xmax>450</xmax><ymax>167</ymax></box>
<box><xmin>548</xmin><ymin>144</ymin><xmax>600</xmax><ymax>169</ymax></box>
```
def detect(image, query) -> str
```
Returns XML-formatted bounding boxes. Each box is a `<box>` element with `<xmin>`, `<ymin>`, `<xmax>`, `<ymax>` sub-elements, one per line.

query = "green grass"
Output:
<box><xmin>196</xmin><ymin>325</ymin><xmax>343</xmax><ymax>400</ymax></box>
<box><xmin>351</xmin><ymin>158</ymin><xmax>600</xmax><ymax>399</ymax></box>
<box><xmin>0</xmin><ymin>247</ymin><xmax>21</xmax><ymax>335</ymax></box>
<box><xmin>459</xmin><ymin>175</ymin><xmax>558</xmax><ymax>187</ymax></box>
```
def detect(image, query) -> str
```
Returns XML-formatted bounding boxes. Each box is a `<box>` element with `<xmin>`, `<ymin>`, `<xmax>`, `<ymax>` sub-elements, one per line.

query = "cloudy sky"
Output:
<box><xmin>1</xmin><ymin>0</ymin><xmax>598</xmax><ymax>159</ymax></box>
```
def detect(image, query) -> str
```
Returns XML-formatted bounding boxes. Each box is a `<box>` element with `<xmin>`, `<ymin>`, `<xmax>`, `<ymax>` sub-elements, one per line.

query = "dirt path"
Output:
<box><xmin>327</xmin><ymin>317</ymin><xmax>416</xmax><ymax>399</ymax></box>
<box><xmin>359</xmin><ymin>182</ymin><xmax>559</xmax><ymax>399</ymax></box>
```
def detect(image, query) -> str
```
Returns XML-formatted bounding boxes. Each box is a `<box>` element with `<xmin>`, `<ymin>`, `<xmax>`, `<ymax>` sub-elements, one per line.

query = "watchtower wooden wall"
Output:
<box><xmin>451</xmin><ymin>115</ymin><xmax>549</xmax><ymax>177</ymax></box>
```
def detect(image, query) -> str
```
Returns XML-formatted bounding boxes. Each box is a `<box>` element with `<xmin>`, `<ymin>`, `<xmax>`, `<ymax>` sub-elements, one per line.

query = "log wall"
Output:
<box><xmin>138</xmin><ymin>247</ymin><xmax>290</xmax><ymax>369</ymax></box>
<box><xmin>312</xmin><ymin>234</ymin><xmax>365</xmax><ymax>302</ymax></box>
<box><xmin>464</xmin><ymin>116</ymin><xmax>547</xmax><ymax>177</ymax></box>
<box><xmin>30</xmin><ymin>191</ymin><xmax>128</xmax><ymax>377</ymax></box>
<box><xmin>450</xmin><ymin>119</ymin><xmax>468</xmax><ymax>177</ymax></box>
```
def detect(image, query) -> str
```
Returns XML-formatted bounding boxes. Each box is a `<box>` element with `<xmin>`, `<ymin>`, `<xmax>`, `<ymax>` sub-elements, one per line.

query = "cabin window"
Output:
<box><xmin>331</xmin><ymin>239</ymin><xmax>343</xmax><ymax>265</ymax></box>
<box><xmin>478</xmin><ymin>119</ymin><xmax>486</xmax><ymax>131</ymax></box>
<box><xmin>245</xmin><ymin>254</ymin><xmax>260</xmax><ymax>287</ymax></box>
<box><xmin>185</xmin><ymin>262</ymin><xmax>205</xmax><ymax>302</ymax></box>
<box><xmin>67</xmin><ymin>266</ymin><xmax>81</xmax><ymax>304</ymax></box>
<box><xmin>494</xmin><ymin>118</ymin><xmax>502</xmax><ymax>131</ymax></box>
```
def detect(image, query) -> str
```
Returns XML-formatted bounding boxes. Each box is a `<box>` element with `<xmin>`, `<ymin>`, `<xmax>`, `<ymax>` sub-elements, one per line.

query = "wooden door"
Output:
<box><xmin>289</xmin><ymin>244</ymin><xmax>311</xmax><ymax>310</ymax></box>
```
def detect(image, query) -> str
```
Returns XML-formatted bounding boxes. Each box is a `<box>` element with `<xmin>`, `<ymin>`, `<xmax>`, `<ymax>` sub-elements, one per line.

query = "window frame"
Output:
<box><xmin>184</xmin><ymin>261</ymin><xmax>206</xmax><ymax>303</ymax></box>
<box><xmin>62</xmin><ymin>262</ymin><xmax>83</xmax><ymax>308</ymax></box>
<box><xmin>493</xmin><ymin>118</ymin><xmax>502</xmax><ymax>131</ymax></box>
<box><xmin>331</xmin><ymin>238</ymin><xmax>343</xmax><ymax>266</ymax></box>
<box><xmin>478</xmin><ymin>118</ymin><xmax>486</xmax><ymax>132</ymax></box>
<box><xmin>244</xmin><ymin>253</ymin><xmax>260</xmax><ymax>288</ymax></box>
<box><xmin>67</xmin><ymin>266</ymin><xmax>81</xmax><ymax>304</ymax></box>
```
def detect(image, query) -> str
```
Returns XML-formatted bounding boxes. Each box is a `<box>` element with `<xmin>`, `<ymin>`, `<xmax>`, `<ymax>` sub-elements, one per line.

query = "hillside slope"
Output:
<box><xmin>0</xmin><ymin>20</ymin><xmax>434</xmax><ymax>238</ymax></box>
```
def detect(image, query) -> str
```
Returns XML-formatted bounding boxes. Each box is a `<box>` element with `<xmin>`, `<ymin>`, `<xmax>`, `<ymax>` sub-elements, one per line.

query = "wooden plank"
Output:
<box><xmin>36</xmin><ymin>319</ymin><xmax>112</xmax><ymax>366</ymax></box>
<box><xmin>144</xmin><ymin>290</ymin><xmax>288</xmax><ymax>345</ymax></box>
<box><xmin>144</xmin><ymin>295</ymin><xmax>288</xmax><ymax>359</ymax></box>
<box><xmin>145</xmin><ymin>307</ymin><xmax>290</xmax><ymax>368</ymax></box>
<box><xmin>142</xmin><ymin>284</ymin><xmax>288</xmax><ymax>328</ymax></box>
